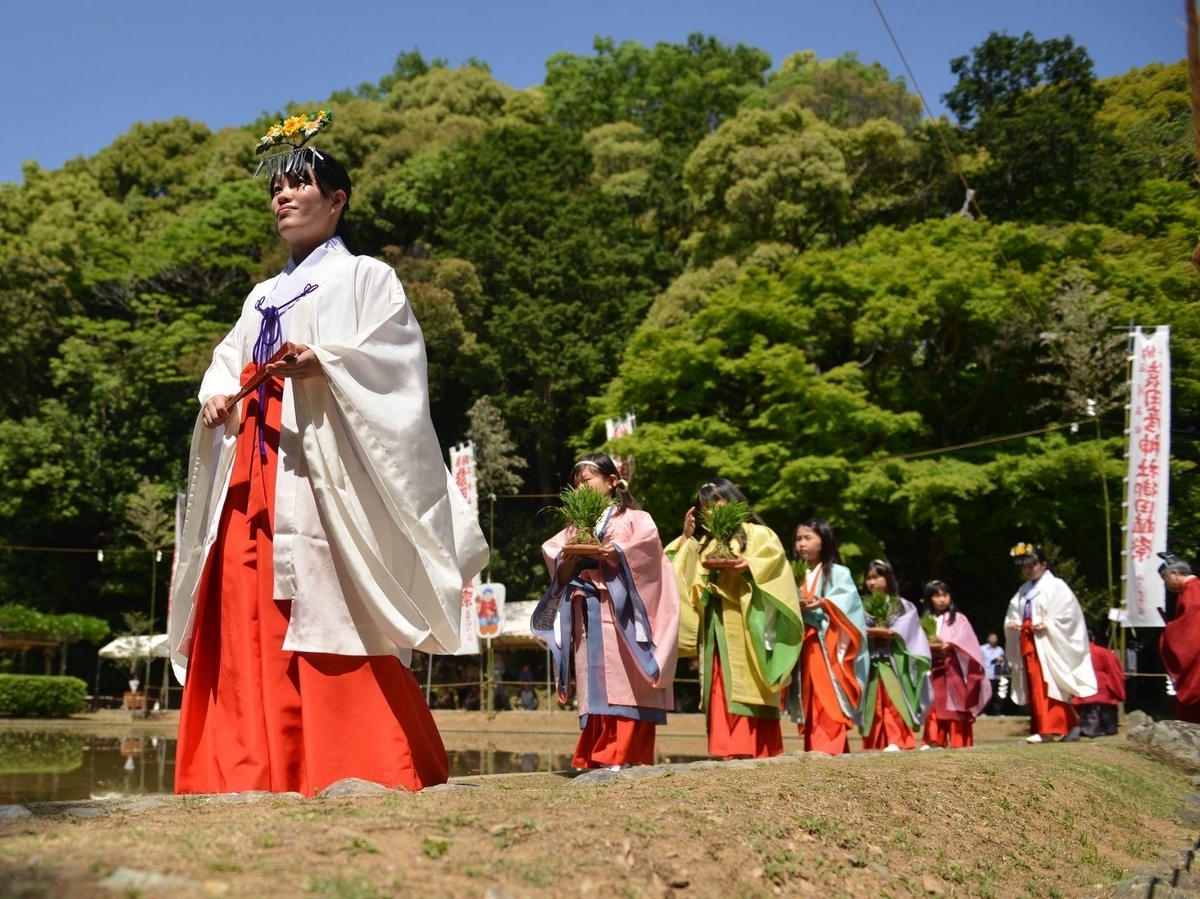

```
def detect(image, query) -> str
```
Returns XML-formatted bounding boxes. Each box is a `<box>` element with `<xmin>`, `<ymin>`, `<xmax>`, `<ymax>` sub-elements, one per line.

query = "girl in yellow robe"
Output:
<box><xmin>668</xmin><ymin>479</ymin><xmax>802</xmax><ymax>758</ymax></box>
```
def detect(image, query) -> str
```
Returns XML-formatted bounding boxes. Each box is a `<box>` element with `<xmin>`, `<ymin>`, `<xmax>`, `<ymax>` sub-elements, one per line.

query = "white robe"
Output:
<box><xmin>1004</xmin><ymin>570</ymin><xmax>1097</xmax><ymax>704</ymax></box>
<box><xmin>169</xmin><ymin>239</ymin><xmax>489</xmax><ymax>679</ymax></box>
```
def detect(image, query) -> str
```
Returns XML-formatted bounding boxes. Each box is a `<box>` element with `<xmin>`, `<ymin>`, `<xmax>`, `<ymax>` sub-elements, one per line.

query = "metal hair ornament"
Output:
<box><xmin>253</xmin><ymin>110</ymin><xmax>334</xmax><ymax>179</ymax></box>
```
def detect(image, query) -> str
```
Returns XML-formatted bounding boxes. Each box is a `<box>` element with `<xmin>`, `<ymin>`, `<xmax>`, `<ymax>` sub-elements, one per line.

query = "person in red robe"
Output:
<box><xmin>1160</xmin><ymin>552</ymin><xmax>1200</xmax><ymax>724</ymax></box>
<box><xmin>1071</xmin><ymin>633</ymin><xmax>1125</xmax><ymax>737</ymax></box>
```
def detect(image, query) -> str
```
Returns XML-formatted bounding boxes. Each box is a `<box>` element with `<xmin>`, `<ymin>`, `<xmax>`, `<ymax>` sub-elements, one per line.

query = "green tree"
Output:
<box><xmin>744</xmin><ymin>51</ymin><xmax>923</xmax><ymax>131</ymax></box>
<box><xmin>543</xmin><ymin>34</ymin><xmax>770</xmax><ymax>146</ymax></box>
<box><xmin>437</xmin><ymin>120</ymin><xmax>677</xmax><ymax>491</ymax></box>
<box><xmin>944</xmin><ymin>31</ymin><xmax>1108</xmax><ymax>221</ymax></box>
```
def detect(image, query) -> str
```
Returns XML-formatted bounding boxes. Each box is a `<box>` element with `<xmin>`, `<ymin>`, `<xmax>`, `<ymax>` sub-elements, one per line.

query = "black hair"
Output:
<box><xmin>922</xmin><ymin>579</ymin><xmax>958</xmax><ymax>625</ymax></box>
<box><xmin>571</xmin><ymin>452</ymin><xmax>639</xmax><ymax>513</ymax></box>
<box><xmin>795</xmin><ymin>518</ymin><xmax>841</xmax><ymax>571</ymax></box>
<box><xmin>692</xmin><ymin>477</ymin><xmax>764</xmax><ymax>551</ymax></box>
<box><xmin>863</xmin><ymin>558</ymin><xmax>900</xmax><ymax>597</ymax></box>
<box><xmin>269</xmin><ymin>150</ymin><xmax>355</xmax><ymax>250</ymax></box>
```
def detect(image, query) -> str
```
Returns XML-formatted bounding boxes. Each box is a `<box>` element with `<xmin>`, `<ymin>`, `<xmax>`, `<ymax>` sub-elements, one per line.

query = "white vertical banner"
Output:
<box><xmin>456</xmin><ymin>579</ymin><xmax>480</xmax><ymax>655</ymax></box>
<box><xmin>1123</xmin><ymin>326</ymin><xmax>1170</xmax><ymax>628</ymax></box>
<box><xmin>605</xmin><ymin>411</ymin><xmax>637</xmax><ymax>481</ymax></box>
<box><xmin>448</xmin><ymin>441</ymin><xmax>481</xmax><ymax>654</ymax></box>
<box><xmin>449</xmin><ymin>441</ymin><xmax>478</xmax><ymax>516</ymax></box>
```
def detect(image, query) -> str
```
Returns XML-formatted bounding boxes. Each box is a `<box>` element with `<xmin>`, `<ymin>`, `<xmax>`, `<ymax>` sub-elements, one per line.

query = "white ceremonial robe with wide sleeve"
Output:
<box><xmin>1004</xmin><ymin>570</ymin><xmax>1097</xmax><ymax>704</ymax></box>
<box><xmin>169</xmin><ymin>239</ymin><xmax>489</xmax><ymax>680</ymax></box>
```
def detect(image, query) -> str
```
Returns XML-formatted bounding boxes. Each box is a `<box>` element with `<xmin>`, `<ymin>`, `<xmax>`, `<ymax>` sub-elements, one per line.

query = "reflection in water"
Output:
<box><xmin>0</xmin><ymin>734</ymin><xmax>173</xmax><ymax>803</ymax></box>
<box><xmin>0</xmin><ymin>735</ymin><xmax>704</xmax><ymax>802</ymax></box>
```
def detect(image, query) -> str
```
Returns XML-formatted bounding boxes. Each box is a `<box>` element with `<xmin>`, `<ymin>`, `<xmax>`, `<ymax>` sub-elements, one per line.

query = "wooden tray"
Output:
<box><xmin>701</xmin><ymin>557</ymin><xmax>743</xmax><ymax>570</ymax></box>
<box><xmin>561</xmin><ymin>543</ymin><xmax>604</xmax><ymax>557</ymax></box>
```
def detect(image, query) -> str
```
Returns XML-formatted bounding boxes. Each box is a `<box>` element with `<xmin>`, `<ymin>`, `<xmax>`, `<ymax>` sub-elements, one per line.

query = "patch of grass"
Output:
<box><xmin>309</xmin><ymin>874</ymin><xmax>382</xmax><ymax>899</ymax></box>
<box><xmin>627</xmin><ymin>818</ymin><xmax>659</xmax><ymax>836</ymax></box>
<box><xmin>344</xmin><ymin>836</ymin><xmax>379</xmax><ymax>856</ymax></box>
<box><xmin>422</xmin><ymin>837</ymin><xmax>449</xmax><ymax>859</ymax></box>
<box><xmin>205</xmin><ymin>859</ymin><xmax>242</xmax><ymax>873</ymax></box>
<box><xmin>516</xmin><ymin>863</ymin><xmax>556</xmax><ymax>887</ymax></box>
<box><xmin>760</xmin><ymin>847</ymin><xmax>804</xmax><ymax>884</ymax></box>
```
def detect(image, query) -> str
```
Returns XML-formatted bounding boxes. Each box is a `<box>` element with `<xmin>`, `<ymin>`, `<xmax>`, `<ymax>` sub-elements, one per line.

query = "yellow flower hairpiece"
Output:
<box><xmin>1009</xmin><ymin>541</ymin><xmax>1037</xmax><ymax>558</ymax></box>
<box><xmin>255</xmin><ymin>110</ymin><xmax>333</xmax><ymax>156</ymax></box>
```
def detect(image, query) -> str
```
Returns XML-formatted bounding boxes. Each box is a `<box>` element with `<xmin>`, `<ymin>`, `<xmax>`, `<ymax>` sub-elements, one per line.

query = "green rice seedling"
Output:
<box><xmin>555</xmin><ymin>484</ymin><xmax>612</xmax><ymax>545</ymax></box>
<box><xmin>920</xmin><ymin>613</ymin><xmax>939</xmax><ymax>639</ymax></box>
<box><xmin>791</xmin><ymin>557</ymin><xmax>809</xmax><ymax>583</ymax></box>
<box><xmin>701</xmin><ymin>501</ymin><xmax>751</xmax><ymax>559</ymax></box>
<box><xmin>863</xmin><ymin>592</ymin><xmax>901</xmax><ymax>626</ymax></box>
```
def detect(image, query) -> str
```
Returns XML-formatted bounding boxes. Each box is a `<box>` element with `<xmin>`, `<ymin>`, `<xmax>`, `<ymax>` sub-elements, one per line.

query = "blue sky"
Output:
<box><xmin>1</xmin><ymin>0</ymin><xmax>1183</xmax><ymax>186</ymax></box>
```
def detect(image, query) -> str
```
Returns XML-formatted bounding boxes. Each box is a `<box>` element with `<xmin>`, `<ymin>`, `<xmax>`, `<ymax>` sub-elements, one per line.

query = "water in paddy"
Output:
<box><xmin>0</xmin><ymin>732</ymin><xmax>704</xmax><ymax>802</ymax></box>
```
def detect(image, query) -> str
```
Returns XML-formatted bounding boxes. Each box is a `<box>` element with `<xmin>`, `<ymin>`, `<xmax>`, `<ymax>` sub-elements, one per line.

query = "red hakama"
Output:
<box><xmin>706</xmin><ymin>652</ymin><xmax>783</xmax><ymax>759</ymax></box>
<box><xmin>799</xmin><ymin>625</ymin><xmax>854</xmax><ymax>754</ymax></box>
<box><xmin>861</xmin><ymin>684</ymin><xmax>916</xmax><ymax>750</ymax></box>
<box><xmin>1019</xmin><ymin>620</ymin><xmax>1078</xmax><ymax>738</ymax></box>
<box><xmin>922</xmin><ymin>648</ymin><xmax>975</xmax><ymax>748</ymax></box>
<box><xmin>922</xmin><ymin>707</ymin><xmax>972</xmax><ymax>748</ymax></box>
<box><xmin>175</xmin><ymin>368</ymin><xmax>449</xmax><ymax>795</ymax></box>
<box><xmin>572</xmin><ymin>715</ymin><xmax>656</xmax><ymax>768</ymax></box>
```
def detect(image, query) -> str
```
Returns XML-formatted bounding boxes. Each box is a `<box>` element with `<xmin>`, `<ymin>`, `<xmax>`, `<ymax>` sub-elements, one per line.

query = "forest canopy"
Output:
<box><xmin>0</xmin><ymin>32</ymin><xmax>1194</xmax><ymax>642</ymax></box>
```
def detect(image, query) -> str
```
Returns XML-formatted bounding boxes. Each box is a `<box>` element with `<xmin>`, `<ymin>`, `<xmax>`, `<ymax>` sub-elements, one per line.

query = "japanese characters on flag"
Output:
<box><xmin>456</xmin><ymin>580</ymin><xmax>480</xmax><ymax>655</ymax></box>
<box><xmin>1123</xmin><ymin>327</ymin><xmax>1170</xmax><ymax>628</ymax></box>
<box><xmin>449</xmin><ymin>441</ymin><xmax>481</xmax><ymax>654</ymax></box>
<box><xmin>449</xmin><ymin>442</ymin><xmax>478</xmax><ymax>515</ymax></box>
<box><xmin>605</xmin><ymin>412</ymin><xmax>636</xmax><ymax>481</ymax></box>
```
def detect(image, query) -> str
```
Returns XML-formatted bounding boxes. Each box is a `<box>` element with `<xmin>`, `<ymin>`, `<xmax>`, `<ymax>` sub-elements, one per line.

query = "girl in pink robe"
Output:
<box><xmin>921</xmin><ymin>580</ymin><xmax>992</xmax><ymax>748</ymax></box>
<box><xmin>531</xmin><ymin>453</ymin><xmax>681</xmax><ymax>769</ymax></box>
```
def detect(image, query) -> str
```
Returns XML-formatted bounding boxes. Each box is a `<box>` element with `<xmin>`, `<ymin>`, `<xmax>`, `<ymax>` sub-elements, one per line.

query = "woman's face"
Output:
<box><xmin>271</xmin><ymin>171</ymin><xmax>344</xmax><ymax>252</ymax></box>
<box><xmin>575</xmin><ymin>466</ymin><xmax>616</xmax><ymax>498</ymax></box>
<box><xmin>930</xmin><ymin>590</ymin><xmax>951</xmax><ymax>613</ymax></box>
<box><xmin>1020</xmin><ymin>559</ymin><xmax>1048</xmax><ymax>582</ymax></box>
<box><xmin>794</xmin><ymin>526</ymin><xmax>822</xmax><ymax>563</ymax></box>
<box><xmin>864</xmin><ymin>569</ymin><xmax>890</xmax><ymax>596</ymax></box>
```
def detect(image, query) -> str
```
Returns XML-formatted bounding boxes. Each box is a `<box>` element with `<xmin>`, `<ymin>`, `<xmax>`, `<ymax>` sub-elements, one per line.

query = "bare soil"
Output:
<box><xmin>0</xmin><ymin>713</ymin><xmax>1191</xmax><ymax>899</ymax></box>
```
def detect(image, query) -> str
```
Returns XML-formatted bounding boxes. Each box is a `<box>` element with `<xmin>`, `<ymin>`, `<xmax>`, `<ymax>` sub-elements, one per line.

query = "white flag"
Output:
<box><xmin>1122</xmin><ymin>327</ymin><xmax>1170</xmax><ymax>628</ymax></box>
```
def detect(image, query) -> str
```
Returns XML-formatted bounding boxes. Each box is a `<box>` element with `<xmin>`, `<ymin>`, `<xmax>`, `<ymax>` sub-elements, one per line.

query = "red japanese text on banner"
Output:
<box><xmin>449</xmin><ymin>441</ymin><xmax>478</xmax><ymax>516</ymax></box>
<box><xmin>1123</xmin><ymin>326</ymin><xmax>1170</xmax><ymax>628</ymax></box>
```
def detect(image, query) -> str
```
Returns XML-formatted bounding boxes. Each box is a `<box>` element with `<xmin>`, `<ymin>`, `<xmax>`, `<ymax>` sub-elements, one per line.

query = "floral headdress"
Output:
<box><xmin>253</xmin><ymin>110</ymin><xmax>334</xmax><ymax>179</ymax></box>
<box><xmin>1009</xmin><ymin>541</ymin><xmax>1040</xmax><ymax>563</ymax></box>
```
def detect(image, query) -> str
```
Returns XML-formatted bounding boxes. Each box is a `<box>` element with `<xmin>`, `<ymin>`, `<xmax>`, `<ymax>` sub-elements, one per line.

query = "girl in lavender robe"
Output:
<box><xmin>532</xmin><ymin>453</ymin><xmax>680</xmax><ymax>769</ymax></box>
<box><xmin>921</xmin><ymin>580</ymin><xmax>992</xmax><ymax>748</ymax></box>
<box><xmin>860</xmin><ymin>559</ymin><xmax>932</xmax><ymax>751</ymax></box>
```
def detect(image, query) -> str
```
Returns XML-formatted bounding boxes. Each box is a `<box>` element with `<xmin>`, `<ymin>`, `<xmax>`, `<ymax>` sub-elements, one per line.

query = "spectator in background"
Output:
<box><xmin>517</xmin><ymin>684</ymin><xmax>539</xmax><ymax>710</ymax></box>
<box><xmin>980</xmin><ymin>632</ymin><xmax>1007</xmax><ymax>715</ymax></box>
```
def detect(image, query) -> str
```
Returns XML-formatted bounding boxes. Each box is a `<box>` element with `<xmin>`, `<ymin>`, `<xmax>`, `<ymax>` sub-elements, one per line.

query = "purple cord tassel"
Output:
<box><xmin>251</xmin><ymin>283</ymin><xmax>318</xmax><ymax>458</ymax></box>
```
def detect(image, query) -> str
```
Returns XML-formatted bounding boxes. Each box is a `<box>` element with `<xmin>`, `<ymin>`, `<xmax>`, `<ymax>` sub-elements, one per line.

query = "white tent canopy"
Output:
<box><xmin>97</xmin><ymin>634</ymin><xmax>171</xmax><ymax>660</ymax></box>
<box><xmin>492</xmin><ymin>600</ymin><xmax>538</xmax><ymax>647</ymax></box>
